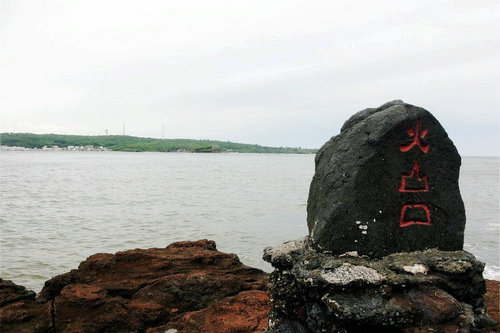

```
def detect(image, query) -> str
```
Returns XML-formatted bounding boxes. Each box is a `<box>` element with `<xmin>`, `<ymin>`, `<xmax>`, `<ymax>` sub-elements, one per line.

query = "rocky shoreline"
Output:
<box><xmin>0</xmin><ymin>240</ymin><xmax>270</xmax><ymax>333</ymax></box>
<box><xmin>0</xmin><ymin>240</ymin><xmax>497</xmax><ymax>332</ymax></box>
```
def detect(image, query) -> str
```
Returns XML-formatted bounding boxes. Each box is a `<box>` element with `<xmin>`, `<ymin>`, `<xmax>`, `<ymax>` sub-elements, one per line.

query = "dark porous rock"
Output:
<box><xmin>307</xmin><ymin>100</ymin><xmax>465</xmax><ymax>257</ymax></box>
<box><xmin>264</xmin><ymin>238</ymin><xmax>495</xmax><ymax>333</ymax></box>
<box><xmin>1</xmin><ymin>240</ymin><xmax>269</xmax><ymax>333</ymax></box>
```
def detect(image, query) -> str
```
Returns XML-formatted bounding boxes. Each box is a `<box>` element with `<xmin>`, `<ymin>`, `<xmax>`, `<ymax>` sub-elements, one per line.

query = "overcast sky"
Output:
<box><xmin>0</xmin><ymin>0</ymin><xmax>499</xmax><ymax>155</ymax></box>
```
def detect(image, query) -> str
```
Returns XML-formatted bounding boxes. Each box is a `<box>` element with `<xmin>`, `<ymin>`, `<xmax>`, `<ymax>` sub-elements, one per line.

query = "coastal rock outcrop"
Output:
<box><xmin>0</xmin><ymin>240</ymin><xmax>269</xmax><ymax>333</ymax></box>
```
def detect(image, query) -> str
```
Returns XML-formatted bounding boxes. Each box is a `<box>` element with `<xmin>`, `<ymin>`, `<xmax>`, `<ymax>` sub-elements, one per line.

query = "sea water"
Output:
<box><xmin>0</xmin><ymin>152</ymin><xmax>498</xmax><ymax>292</ymax></box>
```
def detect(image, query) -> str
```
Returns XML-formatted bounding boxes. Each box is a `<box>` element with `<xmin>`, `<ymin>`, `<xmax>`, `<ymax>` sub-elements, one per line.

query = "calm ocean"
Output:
<box><xmin>0</xmin><ymin>152</ymin><xmax>498</xmax><ymax>292</ymax></box>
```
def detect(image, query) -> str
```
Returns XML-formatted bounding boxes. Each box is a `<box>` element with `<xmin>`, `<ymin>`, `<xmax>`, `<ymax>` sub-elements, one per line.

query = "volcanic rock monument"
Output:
<box><xmin>308</xmin><ymin>99</ymin><xmax>465</xmax><ymax>256</ymax></box>
<box><xmin>264</xmin><ymin>101</ymin><xmax>495</xmax><ymax>332</ymax></box>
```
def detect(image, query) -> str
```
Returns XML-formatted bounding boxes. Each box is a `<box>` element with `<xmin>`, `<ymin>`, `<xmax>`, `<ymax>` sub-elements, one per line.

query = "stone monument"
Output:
<box><xmin>264</xmin><ymin>101</ymin><xmax>495</xmax><ymax>332</ymax></box>
<box><xmin>308</xmin><ymin>100</ymin><xmax>465</xmax><ymax>257</ymax></box>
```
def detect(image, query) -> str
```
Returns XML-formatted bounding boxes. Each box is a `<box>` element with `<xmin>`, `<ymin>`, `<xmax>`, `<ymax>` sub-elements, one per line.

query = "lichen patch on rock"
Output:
<box><xmin>402</xmin><ymin>264</ymin><xmax>428</xmax><ymax>275</ymax></box>
<box><xmin>320</xmin><ymin>263</ymin><xmax>384</xmax><ymax>285</ymax></box>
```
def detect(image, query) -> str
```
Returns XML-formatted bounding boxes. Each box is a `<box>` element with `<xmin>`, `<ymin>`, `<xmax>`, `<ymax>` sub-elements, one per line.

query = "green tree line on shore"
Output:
<box><xmin>0</xmin><ymin>133</ymin><xmax>317</xmax><ymax>154</ymax></box>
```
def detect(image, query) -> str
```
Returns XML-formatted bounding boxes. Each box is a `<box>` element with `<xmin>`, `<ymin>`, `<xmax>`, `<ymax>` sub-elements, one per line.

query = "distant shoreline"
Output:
<box><xmin>0</xmin><ymin>133</ymin><xmax>317</xmax><ymax>154</ymax></box>
<box><xmin>0</xmin><ymin>145</ymin><xmax>311</xmax><ymax>154</ymax></box>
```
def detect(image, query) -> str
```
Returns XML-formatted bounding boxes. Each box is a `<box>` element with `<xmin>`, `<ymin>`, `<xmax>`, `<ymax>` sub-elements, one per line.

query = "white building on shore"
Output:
<box><xmin>1</xmin><ymin>145</ymin><xmax>110</xmax><ymax>152</ymax></box>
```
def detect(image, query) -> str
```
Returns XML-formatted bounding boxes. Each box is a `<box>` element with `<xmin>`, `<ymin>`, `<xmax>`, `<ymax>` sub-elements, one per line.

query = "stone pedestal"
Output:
<box><xmin>264</xmin><ymin>237</ymin><xmax>494</xmax><ymax>333</ymax></box>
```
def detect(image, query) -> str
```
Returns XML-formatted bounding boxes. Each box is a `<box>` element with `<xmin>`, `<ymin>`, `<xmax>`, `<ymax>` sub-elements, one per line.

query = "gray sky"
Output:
<box><xmin>1</xmin><ymin>0</ymin><xmax>499</xmax><ymax>155</ymax></box>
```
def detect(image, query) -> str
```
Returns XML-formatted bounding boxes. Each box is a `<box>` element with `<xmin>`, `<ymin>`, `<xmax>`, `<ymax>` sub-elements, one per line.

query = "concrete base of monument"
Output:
<box><xmin>263</xmin><ymin>237</ymin><xmax>496</xmax><ymax>333</ymax></box>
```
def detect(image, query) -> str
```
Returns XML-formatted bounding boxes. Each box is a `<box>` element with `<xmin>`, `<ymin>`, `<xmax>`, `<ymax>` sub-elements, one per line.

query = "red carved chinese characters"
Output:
<box><xmin>399</xmin><ymin>161</ymin><xmax>428</xmax><ymax>193</ymax></box>
<box><xmin>399</xmin><ymin>204</ymin><xmax>431</xmax><ymax>227</ymax></box>
<box><xmin>399</xmin><ymin>118</ymin><xmax>431</xmax><ymax>227</ymax></box>
<box><xmin>400</xmin><ymin>118</ymin><xmax>429</xmax><ymax>153</ymax></box>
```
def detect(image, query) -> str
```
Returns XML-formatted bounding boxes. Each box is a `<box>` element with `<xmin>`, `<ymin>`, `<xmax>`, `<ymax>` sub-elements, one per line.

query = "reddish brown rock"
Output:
<box><xmin>148</xmin><ymin>290</ymin><xmax>270</xmax><ymax>333</ymax></box>
<box><xmin>1</xmin><ymin>240</ymin><xmax>269</xmax><ymax>333</ymax></box>
<box><xmin>483</xmin><ymin>279</ymin><xmax>499</xmax><ymax>333</ymax></box>
<box><xmin>0</xmin><ymin>279</ymin><xmax>51</xmax><ymax>333</ymax></box>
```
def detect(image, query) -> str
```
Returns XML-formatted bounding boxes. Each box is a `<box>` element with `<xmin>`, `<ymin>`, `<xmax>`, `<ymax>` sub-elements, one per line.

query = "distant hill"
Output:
<box><xmin>0</xmin><ymin>133</ymin><xmax>317</xmax><ymax>154</ymax></box>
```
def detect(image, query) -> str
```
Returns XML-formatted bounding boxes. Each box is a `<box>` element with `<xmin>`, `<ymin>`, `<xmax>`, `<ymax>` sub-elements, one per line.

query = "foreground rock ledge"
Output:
<box><xmin>263</xmin><ymin>237</ymin><xmax>496</xmax><ymax>333</ymax></box>
<box><xmin>0</xmin><ymin>240</ymin><xmax>270</xmax><ymax>333</ymax></box>
<box><xmin>1</xmin><ymin>239</ymin><xmax>498</xmax><ymax>332</ymax></box>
